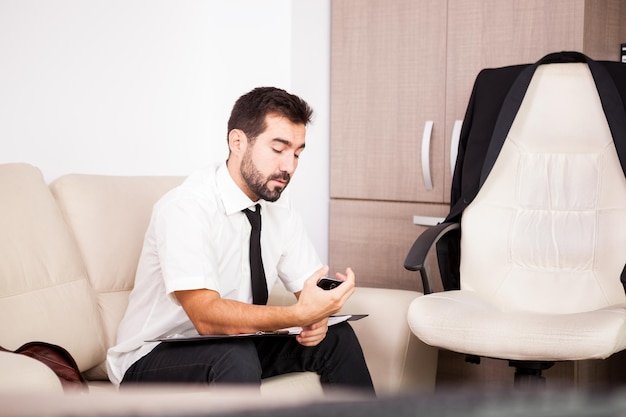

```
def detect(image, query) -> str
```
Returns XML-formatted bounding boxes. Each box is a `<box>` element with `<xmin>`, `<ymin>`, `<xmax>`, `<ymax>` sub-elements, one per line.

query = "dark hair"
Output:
<box><xmin>227</xmin><ymin>87</ymin><xmax>313</xmax><ymax>142</ymax></box>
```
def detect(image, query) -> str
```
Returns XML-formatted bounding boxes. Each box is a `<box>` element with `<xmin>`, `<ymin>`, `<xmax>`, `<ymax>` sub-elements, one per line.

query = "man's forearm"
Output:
<box><xmin>175</xmin><ymin>289</ymin><xmax>305</xmax><ymax>335</ymax></box>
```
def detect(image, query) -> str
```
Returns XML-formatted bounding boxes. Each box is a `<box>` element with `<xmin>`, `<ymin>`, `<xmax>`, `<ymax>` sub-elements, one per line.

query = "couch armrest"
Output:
<box><xmin>340</xmin><ymin>287</ymin><xmax>438</xmax><ymax>396</ymax></box>
<box><xmin>268</xmin><ymin>285</ymin><xmax>438</xmax><ymax>396</ymax></box>
<box><xmin>0</xmin><ymin>351</ymin><xmax>63</xmax><ymax>393</ymax></box>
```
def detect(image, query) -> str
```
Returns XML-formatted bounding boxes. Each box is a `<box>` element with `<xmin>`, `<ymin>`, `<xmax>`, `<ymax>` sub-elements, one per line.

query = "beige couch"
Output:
<box><xmin>0</xmin><ymin>163</ymin><xmax>437</xmax><ymax>402</ymax></box>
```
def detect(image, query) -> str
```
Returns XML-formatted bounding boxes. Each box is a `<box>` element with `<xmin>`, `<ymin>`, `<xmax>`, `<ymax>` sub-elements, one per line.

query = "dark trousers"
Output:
<box><xmin>121</xmin><ymin>322</ymin><xmax>375</xmax><ymax>395</ymax></box>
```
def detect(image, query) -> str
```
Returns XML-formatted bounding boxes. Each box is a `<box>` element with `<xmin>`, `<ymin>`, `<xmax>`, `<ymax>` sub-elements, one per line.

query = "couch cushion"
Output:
<box><xmin>0</xmin><ymin>163</ymin><xmax>105</xmax><ymax>370</ymax></box>
<box><xmin>50</xmin><ymin>174</ymin><xmax>183</xmax><ymax>378</ymax></box>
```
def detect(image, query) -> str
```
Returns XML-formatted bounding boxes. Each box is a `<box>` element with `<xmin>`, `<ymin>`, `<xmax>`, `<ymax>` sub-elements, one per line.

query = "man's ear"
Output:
<box><xmin>228</xmin><ymin>129</ymin><xmax>247</xmax><ymax>154</ymax></box>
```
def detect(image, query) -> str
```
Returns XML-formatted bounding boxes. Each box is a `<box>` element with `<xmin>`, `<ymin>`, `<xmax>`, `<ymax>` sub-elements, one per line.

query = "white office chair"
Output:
<box><xmin>404</xmin><ymin>52</ymin><xmax>626</xmax><ymax>388</ymax></box>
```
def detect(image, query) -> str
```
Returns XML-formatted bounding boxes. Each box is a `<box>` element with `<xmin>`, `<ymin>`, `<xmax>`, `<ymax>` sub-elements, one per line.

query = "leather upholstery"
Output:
<box><xmin>408</xmin><ymin>61</ymin><xmax>626</xmax><ymax>362</ymax></box>
<box><xmin>0</xmin><ymin>163</ymin><xmax>437</xmax><ymax>396</ymax></box>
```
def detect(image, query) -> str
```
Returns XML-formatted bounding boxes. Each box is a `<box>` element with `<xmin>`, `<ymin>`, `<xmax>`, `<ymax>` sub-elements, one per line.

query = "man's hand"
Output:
<box><xmin>296</xmin><ymin>317</ymin><xmax>329</xmax><ymax>346</ymax></box>
<box><xmin>294</xmin><ymin>266</ymin><xmax>355</xmax><ymax>329</ymax></box>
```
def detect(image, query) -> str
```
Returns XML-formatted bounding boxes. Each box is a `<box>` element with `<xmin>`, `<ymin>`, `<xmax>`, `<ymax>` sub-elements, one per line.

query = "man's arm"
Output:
<box><xmin>175</xmin><ymin>266</ymin><xmax>355</xmax><ymax>336</ymax></box>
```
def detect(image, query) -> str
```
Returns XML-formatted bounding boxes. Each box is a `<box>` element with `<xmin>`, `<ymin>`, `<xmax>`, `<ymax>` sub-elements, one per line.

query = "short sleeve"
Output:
<box><xmin>154</xmin><ymin>196</ymin><xmax>221</xmax><ymax>298</ymax></box>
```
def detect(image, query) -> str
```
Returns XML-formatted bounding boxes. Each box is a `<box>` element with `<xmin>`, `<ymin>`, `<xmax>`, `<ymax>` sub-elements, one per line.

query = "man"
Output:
<box><xmin>106</xmin><ymin>87</ymin><xmax>375</xmax><ymax>394</ymax></box>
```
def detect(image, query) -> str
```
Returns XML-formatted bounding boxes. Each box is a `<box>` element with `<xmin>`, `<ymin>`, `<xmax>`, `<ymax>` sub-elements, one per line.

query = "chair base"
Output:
<box><xmin>509</xmin><ymin>361</ymin><xmax>555</xmax><ymax>389</ymax></box>
<box><xmin>464</xmin><ymin>355</ymin><xmax>556</xmax><ymax>389</ymax></box>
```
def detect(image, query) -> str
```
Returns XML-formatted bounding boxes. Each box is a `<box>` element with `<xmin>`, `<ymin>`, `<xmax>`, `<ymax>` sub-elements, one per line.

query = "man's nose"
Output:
<box><xmin>280</xmin><ymin>153</ymin><xmax>298</xmax><ymax>174</ymax></box>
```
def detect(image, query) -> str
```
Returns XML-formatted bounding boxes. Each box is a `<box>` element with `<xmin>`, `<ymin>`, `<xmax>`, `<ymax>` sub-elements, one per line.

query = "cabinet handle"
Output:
<box><xmin>450</xmin><ymin>120</ymin><xmax>463</xmax><ymax>176</ymax></box>
<box><xmin>413</xmin><ymin>215</ymin><xmax>445</xmax><ymax>227</ymax></box>
<box><xmin>421</xmin><ymin>120</ymin><xmax>434</xmax><ymax>190</ymax></box>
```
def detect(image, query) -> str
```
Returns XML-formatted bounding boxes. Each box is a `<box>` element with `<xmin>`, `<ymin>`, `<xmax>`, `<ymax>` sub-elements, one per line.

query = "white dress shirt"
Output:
<box><xmin>106</xmin><ymin>162</ymin><xmax>322</xmax><ymax>386</ymax></box>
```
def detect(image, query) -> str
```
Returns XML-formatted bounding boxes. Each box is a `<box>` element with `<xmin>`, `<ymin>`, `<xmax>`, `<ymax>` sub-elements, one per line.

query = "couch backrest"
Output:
<box><xmin>0</xmin><ymin>163</ymin><xmax>106</xmax><ymax>371</ymax></box>
<box><xmin>50</xmin><ymin>173</ymin><xmax>183</xmax><ymax>378</ymax></box>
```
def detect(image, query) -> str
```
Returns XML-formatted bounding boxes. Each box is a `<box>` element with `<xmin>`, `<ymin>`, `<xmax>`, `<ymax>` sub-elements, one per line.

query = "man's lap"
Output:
<box><xmin>120</xmin><ymin>322</ymin><xmax>373</xmax><ymax>393</ymax></box>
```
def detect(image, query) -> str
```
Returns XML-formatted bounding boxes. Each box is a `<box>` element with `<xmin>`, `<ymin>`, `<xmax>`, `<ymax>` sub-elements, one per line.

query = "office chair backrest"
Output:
<box><xmin>459</xmin><ymin>63</ymin><xmax>626</xmax><ymax>314</ymax></box>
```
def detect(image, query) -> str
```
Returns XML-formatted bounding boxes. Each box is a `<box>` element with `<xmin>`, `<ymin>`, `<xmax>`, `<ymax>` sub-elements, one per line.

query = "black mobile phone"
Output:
<box><xmin>317</xmin><ymin>277</ymin><xmax>343</xmax><ymax>290</ymax></box>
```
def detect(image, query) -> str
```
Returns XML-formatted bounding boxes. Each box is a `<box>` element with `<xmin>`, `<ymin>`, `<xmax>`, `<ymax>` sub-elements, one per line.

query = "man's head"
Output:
<box><xmin>226</xmin><ymin>87</ymin><xmax>314</xmax><ymax>202</ymax></box>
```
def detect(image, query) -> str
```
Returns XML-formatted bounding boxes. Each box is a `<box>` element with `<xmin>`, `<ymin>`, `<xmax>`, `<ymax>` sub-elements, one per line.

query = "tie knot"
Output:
<box><xmin>242</xmin><ymin>204</ymin><xmax>261</xmax><ymax>231</ymax></box>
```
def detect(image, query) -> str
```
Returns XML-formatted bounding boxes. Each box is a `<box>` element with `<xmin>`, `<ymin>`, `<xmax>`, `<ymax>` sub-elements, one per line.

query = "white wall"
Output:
<box><xmin>289</xmin><ymin>0</ymin><xmax>330</xmax><ymax>264</ymax></box>
<box><xmin>0</xmin><ymin>0</ymin><xmax>330</xmax><ymax>262</ymax></box>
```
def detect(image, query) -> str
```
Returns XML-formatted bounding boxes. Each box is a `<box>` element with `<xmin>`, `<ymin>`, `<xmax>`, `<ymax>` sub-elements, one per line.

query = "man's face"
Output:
<box><xmin>239</xmin><ymin>114</ymin><xmax>306</xmax><ymax>202</ymax></box>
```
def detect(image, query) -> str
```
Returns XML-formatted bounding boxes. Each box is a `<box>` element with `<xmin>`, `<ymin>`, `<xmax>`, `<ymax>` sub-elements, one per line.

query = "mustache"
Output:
<box><xmin>268</xmin><ymin>172</ymin><xmax>291</xmax><ymax>183</ymax></box>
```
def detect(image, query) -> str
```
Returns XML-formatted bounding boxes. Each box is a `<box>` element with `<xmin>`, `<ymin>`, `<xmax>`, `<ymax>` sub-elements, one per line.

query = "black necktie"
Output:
<box><xmin>242</xmin><ymin>204</ymin><xmax>268</xmax><ymax>305</ymax></box>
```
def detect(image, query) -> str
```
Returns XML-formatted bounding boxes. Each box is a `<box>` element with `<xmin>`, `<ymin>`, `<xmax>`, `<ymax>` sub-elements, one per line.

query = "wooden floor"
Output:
<box><xmin>434</xmin><ymin>349</ymin><xmax>626</xmax><ymax>391</ymax></box>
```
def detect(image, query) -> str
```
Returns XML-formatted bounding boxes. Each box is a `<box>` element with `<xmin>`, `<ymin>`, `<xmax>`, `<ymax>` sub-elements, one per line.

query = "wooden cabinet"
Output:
<box><xmin>330</xmin><ymin>0</ymin><xmax>626</xmax><ymax>291</ymax></box>
<box><xmin>443</xmin><ymin>0</ymin><xmax>626</xmax><ymax>193</ymax></box>
<box><xmin>331</xmin><ymin>0</ymin><xmax>447</xmax><ymax>204</ymax></box>
<box><xmin>329</xmin><ymin>199</ymin><xmax>448</xmax><ymax>292</ymax></box>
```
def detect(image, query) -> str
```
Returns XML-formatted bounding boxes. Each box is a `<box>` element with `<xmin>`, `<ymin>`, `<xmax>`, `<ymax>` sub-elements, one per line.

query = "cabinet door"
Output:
<box><xmin>444</xmin><ymin>0</ymin><xmax>591</xmax><ymax>197</ymax></box>
<box><xmin>331</xmin><ymin>0</ymin><xmax>447</xmax><ymax>203</ymax></box>
<box><xmin>329</xmin><ymin>199</ymin><xmax>449</xmax><ymax>291</ymax></box>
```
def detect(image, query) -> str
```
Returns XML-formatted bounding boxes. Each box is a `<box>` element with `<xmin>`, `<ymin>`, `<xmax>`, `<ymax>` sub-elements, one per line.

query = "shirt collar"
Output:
<box><xmin>216</xmin><ymin>162</ymin><xmax>260</xmax><ymax>215</ymax></box>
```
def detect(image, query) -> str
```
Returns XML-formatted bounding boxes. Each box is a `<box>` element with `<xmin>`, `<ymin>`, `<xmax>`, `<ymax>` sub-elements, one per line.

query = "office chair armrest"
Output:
<box><xmin>404</xmin><ymin>222</ymin><xmax>460</xmax><ymax>294</ymax></box>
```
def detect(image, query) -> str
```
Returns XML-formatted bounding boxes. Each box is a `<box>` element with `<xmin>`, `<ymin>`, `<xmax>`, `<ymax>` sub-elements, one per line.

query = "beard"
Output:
<box><xmin>240</xmin><ymin>149</ymin><xmax>291</xmax><ymax>202</ymax></box>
